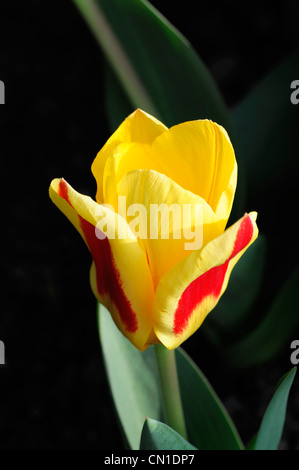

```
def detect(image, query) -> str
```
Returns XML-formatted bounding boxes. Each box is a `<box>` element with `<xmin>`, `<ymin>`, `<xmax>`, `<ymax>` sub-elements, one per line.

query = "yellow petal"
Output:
<box><xmin>153</xmin><ymin>213</ymin><xmax>258</xmax><ymax>349</ymax></box>
<box><xmin>49</xmin><ymin>178</ymin><xmax>155</xmax><ymax>350</ymax></box>
<box><xmin>117</xmin><ymin>169</ymin><xmax>226</xmax><ymax>289</ymax></box>
<box><xmin>91</xmin><ymin>109</ymin><xmax>168</xmax><ymax>203</ymax></box>
<box><xmin>150</xmin><ymin>119</ymin><xmax>237</xmax><ymax>220</ymax></box>
<box><xmin>103</xmin><ymin>141</ymin><xmax>165</xmax><ymax>210</ymax></box>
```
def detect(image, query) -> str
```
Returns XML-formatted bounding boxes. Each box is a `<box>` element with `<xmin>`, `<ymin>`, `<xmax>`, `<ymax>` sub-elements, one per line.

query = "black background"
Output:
<box><xmin>0</xmin><ymin>0</ymin><xmax>298</xmax><ymax>450</ymax></box>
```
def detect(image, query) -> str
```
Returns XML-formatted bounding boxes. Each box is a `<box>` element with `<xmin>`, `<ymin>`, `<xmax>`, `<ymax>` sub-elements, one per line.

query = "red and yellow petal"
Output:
<box><xmin>49</xmin><ymin>178</ymin><xmax>155</xmax><ymax>350</ymax></box>
<box><xmin>153</xmin><ymin>213</ymin><xmax>258</xmax><ymax>349</ymax></box>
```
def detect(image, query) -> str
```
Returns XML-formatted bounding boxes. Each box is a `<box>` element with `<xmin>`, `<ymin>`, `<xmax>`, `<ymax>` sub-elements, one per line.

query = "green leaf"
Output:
<box><xmin>99</xmin><ymin>304</ymin><xmax>244</xmax><ymax>450</ymax></box>
<box><xmin>253</xmin><ymin>368</ymin><xmax>296</xmax><ymax>450</ymax></box>
<box><xmin>140</xmin><ymin>417</ymin><xmax>197</xmax><ymax>450</ymax></box>
<box><xmin>205</xmin><ymin>234</ymin><xmax>266</xmax><ymax>343</ymax></box>
<box><xmin>176</xmin><ymin>348</ymin><xmax>244</xmax><ymax>450</ymax></box>
<box><xmin>225</xmin><ymin>265</ymin><xmax>299</xmax><ymax>368</ymax></box>
<box><xmin>232</xmin><ymin>50</ymin><xmax>299</xmax><ymax>196</ymax></box>
<box><xmin>98</xmin><ymin>303</ymin><xmax>161</xmax><ymax>450</ymax></box>
<box><xmin>72</xmin><ymin>0</ymin><xmax>232</xmax><ymax>131</ymax></box>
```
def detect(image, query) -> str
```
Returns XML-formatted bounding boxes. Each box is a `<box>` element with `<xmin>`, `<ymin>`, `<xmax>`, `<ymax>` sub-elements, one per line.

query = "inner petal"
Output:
<box><xmin>103</xmin><ymin>141</ymin><xmax>166</xmax><ymax>210</ymax></box>
<box><xmin>117</xmin><ymin>169</ymin><xmax>226</xmax><ymax>288</ymax></box>
<box><xmin>150</xmin><ymin>120</ymin><xmax>237</xmax><ymax>216</ymax></box>
<box><xmin>92</xmin><ymin>109</ymin><xmax>168</xmax><ymax>204</ymax></box>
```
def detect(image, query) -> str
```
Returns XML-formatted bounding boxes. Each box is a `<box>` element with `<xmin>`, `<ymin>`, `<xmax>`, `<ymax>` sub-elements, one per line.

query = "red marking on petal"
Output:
<box><xmin>173</xmin><ymin>215</ymin><xmax>254</xmax><ymax>335</ymax></box>
<box><xmin>79</xmin><ymin>217</ymin><xmax>138</xmax><ymax>334</ymax></box>
<box><xmin>230</xmin><ymin>214</ymin><xmax>254</xmax><ymax>259</ymax></box>
<box><xmin>57</xmin><ymin>179</ymin><xmax>138</xmax><ymax>333</ymax></box>
<box><xmin>58</xmin><ymin>179</ymin><xmax>71</xmax><ymax>205</ymax></box>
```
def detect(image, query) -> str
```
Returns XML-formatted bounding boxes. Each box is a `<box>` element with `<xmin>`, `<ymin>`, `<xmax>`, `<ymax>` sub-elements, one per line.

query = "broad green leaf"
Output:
<box><xmin>176</xmin><ymin>348</ymin><xmax>244</xmax><ymax>450</ymax></box>
<box><xmin>253</xmin><ymin>368</ymin><xmax>296</xmax><ymax>450</ymax></box>
<box><xmin>98</xmin><ymin>303</ymin><xmax>161</xmax><ymax>450</ymax></box>
<box><xmin>205</xmin><ymin>234</ymin><xmax>266</xmax><ymax>343</ymax></box>
<box><xmin>99</xmin><ymin>304</ymin><xmax>244</xmax><ymax>450</ymax></box>
<box><xmin>232</xmin><ymin>50</ymin><xmax>299</xmax><ymax>196</ymax></box>
<box><xmin>72</xmin><ymin>0</ymin><xmax>232</xmax><ymax>131</ymax></box>
<box><xmin>225</xmin><ymin>265</ymin><xmax>299</xmax><ymax>368</ymax></box>
<box><xmin>140</xmin><ymin>417</ymin><xmax>197</xmax><ymax>450</ymax></box>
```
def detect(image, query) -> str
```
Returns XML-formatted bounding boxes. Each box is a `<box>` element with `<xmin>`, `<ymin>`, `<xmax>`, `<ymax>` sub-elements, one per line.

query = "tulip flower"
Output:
<box><xmin>49</xmin><ymin>109</ymin><xmax>258</xmax><ymax>351</ymax></box>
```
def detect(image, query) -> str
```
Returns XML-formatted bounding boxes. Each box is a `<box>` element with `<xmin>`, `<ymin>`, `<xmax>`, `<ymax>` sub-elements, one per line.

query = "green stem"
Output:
<box><xmin>154</xmin><ymin>344</ymin><xmax>188</xmax><ymax>440</ymax></box>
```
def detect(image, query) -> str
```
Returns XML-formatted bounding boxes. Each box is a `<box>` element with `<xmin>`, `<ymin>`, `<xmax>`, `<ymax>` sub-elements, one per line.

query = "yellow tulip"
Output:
<box><xmin>49</xmin><ymin>109</ymin><xmax>258</xmax><ymax>350</ymax></box>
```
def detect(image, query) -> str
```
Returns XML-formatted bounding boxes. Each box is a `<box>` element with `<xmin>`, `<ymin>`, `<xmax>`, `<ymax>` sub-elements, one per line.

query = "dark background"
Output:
<box><xmin>0</xmin><ymin>0</ymin><xmax>298</xmax><ymax>450</ymax></box>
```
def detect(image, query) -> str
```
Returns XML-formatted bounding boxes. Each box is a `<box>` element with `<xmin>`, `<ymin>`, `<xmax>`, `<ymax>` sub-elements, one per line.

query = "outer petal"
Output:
<box><xmin>91</xmin><ymin>109</ymin><xmax>168</xmax><ymax>204</ymax></box>
<box><xmin>49</xmin><ymin>178</ymin><xmax>155</xmax><ymax>350</ymax></box>
<box><xmin>117</xmin><ymin>169</ymin><xmax>226</xmax><ymax>289</ymax></box>
<box><xmin>153</xmin><ymin>213</ymin><xmax>258</xmax><ymax>349</ymax></box>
